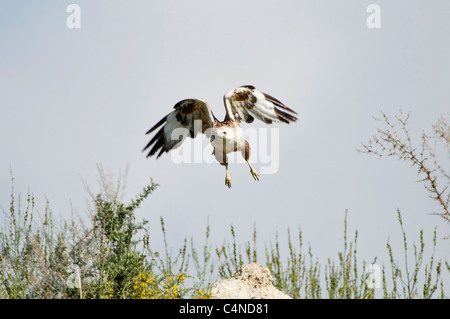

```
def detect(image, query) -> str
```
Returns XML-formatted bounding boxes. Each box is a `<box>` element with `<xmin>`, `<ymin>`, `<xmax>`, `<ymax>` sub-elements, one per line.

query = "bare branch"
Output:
<box><xmin>359</xmin><ymin>111</ymin><xmax>450</xmax><ymax>226</ymax></box>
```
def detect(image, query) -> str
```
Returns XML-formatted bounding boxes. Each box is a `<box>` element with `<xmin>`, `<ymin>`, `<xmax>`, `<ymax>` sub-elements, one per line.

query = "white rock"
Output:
<box><xmin>210</xmin><ymin>263</ymin><xmax>292</xmax><ymax>299</ymax></box>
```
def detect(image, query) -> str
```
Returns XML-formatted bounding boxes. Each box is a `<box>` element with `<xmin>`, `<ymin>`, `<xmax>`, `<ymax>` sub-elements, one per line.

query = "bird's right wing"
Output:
<box><xmin>143</xmin><ymin>99</ymin><xmax>215</xmax><ymax>158</ymax></box>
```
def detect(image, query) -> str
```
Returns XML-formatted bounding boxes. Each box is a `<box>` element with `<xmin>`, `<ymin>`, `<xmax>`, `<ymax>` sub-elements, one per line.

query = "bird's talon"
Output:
<box><xmin>225</xmin><ymin>174</ymin><xmax>232</xmax><ymax>188</ymax></box>
<box><xmin>251</xmin><ymin>169</ymin><xmax>259</xmax><ymax>181</ymax></box>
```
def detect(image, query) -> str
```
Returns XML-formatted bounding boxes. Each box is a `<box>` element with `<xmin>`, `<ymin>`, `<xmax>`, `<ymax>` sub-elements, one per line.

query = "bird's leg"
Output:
<box><xmin>246</xmin><ymin>160</ymin><xmax>259</xmax><ymax>181</ymax></box>
<box><xmin>214</xmin><ymin>149</ymin><xmax>232</xmax><ymax>188</ymax></box>
<box><xmin>241</xmin><ymin>140</ymin><xmax>259</xmax><ymax>181</ymax></box>
<box><xmin>225</xmin><ymin>163</ymin><xmax>232</xmax><ymax>188</ymax></box>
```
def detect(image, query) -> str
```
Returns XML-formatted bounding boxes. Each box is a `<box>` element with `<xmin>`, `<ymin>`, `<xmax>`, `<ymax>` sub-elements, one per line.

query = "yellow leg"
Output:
<box><xmin>246</xmin><ymin>160</ymin><xmax>259</xmax><ymax>181</ymax></box>
<box><xmin>225</xmin><ymin>164</ymin><xmax>232</xmax><ymax>188</ymax></box>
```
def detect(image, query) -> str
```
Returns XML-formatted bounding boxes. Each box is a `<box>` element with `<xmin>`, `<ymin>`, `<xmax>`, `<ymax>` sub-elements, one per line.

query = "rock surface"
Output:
<box><xmin>210</xmin><ymin>263</ymin><xmax>292</xmax><ymax>299</ymax></box>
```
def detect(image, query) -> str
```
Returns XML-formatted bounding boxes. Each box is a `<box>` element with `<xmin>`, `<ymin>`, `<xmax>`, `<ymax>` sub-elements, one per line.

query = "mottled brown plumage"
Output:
<box><xmin>143</xmin><ymin>85</ymin><xmax>298</xmax><ymax>188</ymax></box>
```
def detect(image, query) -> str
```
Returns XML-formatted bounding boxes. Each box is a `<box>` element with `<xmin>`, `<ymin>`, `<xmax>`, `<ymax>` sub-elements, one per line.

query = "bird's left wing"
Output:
<box><xmin>223</xmin><ymin>85</ymin><xmax>298</xmax><ymax>124</ymax></box>
<box><xmin>143</xmin><ymin>99</ymin><xmax>215</xmax><ymax>158</ymax></box>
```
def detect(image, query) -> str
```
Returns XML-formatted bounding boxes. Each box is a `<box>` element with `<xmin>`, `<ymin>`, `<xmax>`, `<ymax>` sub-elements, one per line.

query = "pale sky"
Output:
<box><xmin>1</xmin><ymin>1</ymin><xmax>449</xmax><ymax>295</ymax></box>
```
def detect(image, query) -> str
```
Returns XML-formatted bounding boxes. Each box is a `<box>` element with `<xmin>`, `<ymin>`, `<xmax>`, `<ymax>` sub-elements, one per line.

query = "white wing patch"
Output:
<box><xmin>143</xmin><ymin>99</ymin><xmax>215</xmax><ymax>158</ymax></box>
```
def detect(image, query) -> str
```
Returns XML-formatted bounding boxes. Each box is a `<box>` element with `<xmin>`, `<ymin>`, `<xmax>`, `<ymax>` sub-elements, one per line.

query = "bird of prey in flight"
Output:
<box><xmin>143</xmin><ymin>85</ymin><xmax>297</xmax><ymax>188</ymax></box>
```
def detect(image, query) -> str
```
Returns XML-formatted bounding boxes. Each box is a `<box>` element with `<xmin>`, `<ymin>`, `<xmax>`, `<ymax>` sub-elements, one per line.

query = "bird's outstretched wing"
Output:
<box><xmin>223</xmin><ymin>85</ymin><xmax>297</xmax><ymax>124</ymax></box>
<box><xmin>143</xmin><ymin>99</ymin><xmax>215</xmax><ymax>158</ymax></box>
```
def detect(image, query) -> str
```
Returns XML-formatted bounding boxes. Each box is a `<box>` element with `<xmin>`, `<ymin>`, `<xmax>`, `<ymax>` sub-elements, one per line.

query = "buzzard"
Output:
<box><xmin>143</xmin><ymin>85</ymin><xmax>297</xmax><ymax>188</ymax></box>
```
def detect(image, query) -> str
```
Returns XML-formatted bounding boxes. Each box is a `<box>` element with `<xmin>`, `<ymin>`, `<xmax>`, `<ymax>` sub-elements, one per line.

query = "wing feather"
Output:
<box><xmin>223</xmin><ymin>86</ymin><xmax>297</xmax><ymax>124</ymax></box>
<box><xmin>143</xmin><ymin>99</ymin><xmax>215</xmax><ymax>158</ymax></box>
